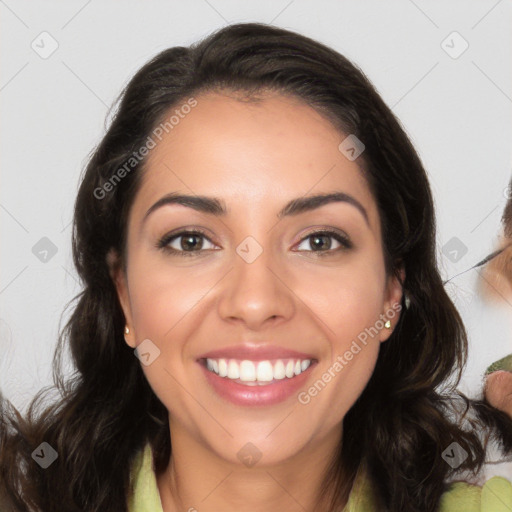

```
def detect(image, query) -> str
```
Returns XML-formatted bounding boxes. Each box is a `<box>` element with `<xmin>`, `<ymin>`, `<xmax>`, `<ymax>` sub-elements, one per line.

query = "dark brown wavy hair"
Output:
<box><xmin>1</xmin><ymin>22</ymin><xmax>512</xmax><ymax>512</ymax></box>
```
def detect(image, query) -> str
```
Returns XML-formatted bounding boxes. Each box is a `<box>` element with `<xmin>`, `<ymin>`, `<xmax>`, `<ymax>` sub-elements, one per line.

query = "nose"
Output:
<box><xmin>217</xmin><ymin>245</ymin><xmax>296</xmax><ymax>331</ymax></box>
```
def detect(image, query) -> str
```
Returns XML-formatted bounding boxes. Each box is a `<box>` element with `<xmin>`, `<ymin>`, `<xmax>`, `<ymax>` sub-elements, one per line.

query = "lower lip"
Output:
<box><xmin>199</xmin><ymin>361</ymin><xmax>315</xmax><ymax>406</ymax></box>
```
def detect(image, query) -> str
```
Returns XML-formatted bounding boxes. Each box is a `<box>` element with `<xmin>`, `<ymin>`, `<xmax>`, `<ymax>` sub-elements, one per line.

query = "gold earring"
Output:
<box><xmin>124</xmin><ymin>326</ymin><xmax>130</xmax><ymax>335</ymax></box>
<box><xmin>384</xmin><ymin>320</ymin><xmax>391</xmax><ymax>329</ymax></box>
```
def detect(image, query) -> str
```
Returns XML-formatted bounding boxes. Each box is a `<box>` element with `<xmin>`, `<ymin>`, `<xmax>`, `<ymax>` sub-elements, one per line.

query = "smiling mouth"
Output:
<box><xmin>200</xmin><ymin>357</ymin><xmax>314</xmax><ymax>386</ymax></box>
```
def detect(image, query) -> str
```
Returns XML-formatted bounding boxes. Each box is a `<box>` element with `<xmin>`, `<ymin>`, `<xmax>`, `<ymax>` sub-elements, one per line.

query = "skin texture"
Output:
<box><xmin>110</xmin><ymin>91</ymin><xmax>403</xmax><ymax>511</ymax></box>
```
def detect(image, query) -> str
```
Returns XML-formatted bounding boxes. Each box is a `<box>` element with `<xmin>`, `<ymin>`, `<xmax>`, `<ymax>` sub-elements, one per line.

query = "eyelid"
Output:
<box><xmin>156</xmin><ymin>228</ymin><xmax>220</xmax><ymax>254</ymax></box>
<box><xmin>293</xmin><ymin>228</ymin><xmax>353</xmax><ymax>252</ymax></box>
<box><xmin>297</xmin><ymin>226</ymin><xmax>350</xmax><ymax>241</ymax></box>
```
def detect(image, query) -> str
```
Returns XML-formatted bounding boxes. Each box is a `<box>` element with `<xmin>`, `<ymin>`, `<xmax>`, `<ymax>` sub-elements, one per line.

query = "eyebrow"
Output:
<box><xmin>143</xmin><ymin>191</ymin><xmax>369</xmax><ymax>226</ymax></box>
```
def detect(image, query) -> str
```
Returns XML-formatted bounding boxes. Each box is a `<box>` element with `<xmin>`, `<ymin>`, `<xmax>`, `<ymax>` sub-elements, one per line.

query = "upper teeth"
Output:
<box><xmin>206</xmin><ymin>358</ymin><xmax>311</xmax><ymax>382</ymax></box>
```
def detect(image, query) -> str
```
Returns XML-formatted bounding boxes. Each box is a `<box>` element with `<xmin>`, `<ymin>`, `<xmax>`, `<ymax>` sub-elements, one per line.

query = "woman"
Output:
<box><xmin>1</xmin><ymin>22</ymin><xmax>512</xmax><ymax>512</ymax></box>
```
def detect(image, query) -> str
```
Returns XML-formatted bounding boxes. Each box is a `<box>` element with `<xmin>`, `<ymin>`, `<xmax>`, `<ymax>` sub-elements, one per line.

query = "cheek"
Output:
<box><xmin>127</xmin><ymin>256</ymin><xmax>209</xmax><ymax>340</ymax></box>
<box><xmin>292</xmin><ymin>255</ymin><xmax>386</xmax><ymax>344</ymax></box>
<box><xmin>296</xmin><ymin>286</ymin><xmax>383</xmax><ymax>435</ymax></box>
<box><xmin>293</xmin><ymin>255</ymin><xmax>385</xmax><ymax>402</ymax></box>
<box><xmin>125</xmin><ymin>259</ymin><xmax>205</xmax><ymax>425</ymax></box>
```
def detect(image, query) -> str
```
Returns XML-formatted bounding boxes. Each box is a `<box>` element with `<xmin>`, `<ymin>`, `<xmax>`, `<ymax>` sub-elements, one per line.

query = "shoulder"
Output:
<box><xmin>127</xmin><ymin>444</ymin><xmax>164</xmax><ymax>512</ymax></box>
<box><xmin>439</xmin><ymin>477</ymin><xmax>512</xmax><ymax>512</ymax></box>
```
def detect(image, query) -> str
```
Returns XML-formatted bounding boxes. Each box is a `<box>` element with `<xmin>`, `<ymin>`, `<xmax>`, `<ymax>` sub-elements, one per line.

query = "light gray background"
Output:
<box><xmin>1</xmin><ymin>0</ymin><xmax>511</xmax><ymax>413</ymax></box>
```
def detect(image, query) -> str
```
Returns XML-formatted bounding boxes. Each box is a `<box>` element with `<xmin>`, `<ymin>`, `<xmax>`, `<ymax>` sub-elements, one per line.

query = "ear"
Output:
<box><xmin>380</xmin><ymin>264</ymin><xmax>405</xmax><ymax>343</ymax></box>
<box><xmin>107</xmin><ymin>248</ymin><xmax>136</xmax><ymax>348</ymax></box>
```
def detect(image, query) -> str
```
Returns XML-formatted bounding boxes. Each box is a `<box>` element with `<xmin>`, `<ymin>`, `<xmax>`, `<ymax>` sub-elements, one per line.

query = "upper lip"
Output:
<box><xmin>198</xmin><ymin>345</ymin><xmax>316</xmax><ymax>362</ymax></box>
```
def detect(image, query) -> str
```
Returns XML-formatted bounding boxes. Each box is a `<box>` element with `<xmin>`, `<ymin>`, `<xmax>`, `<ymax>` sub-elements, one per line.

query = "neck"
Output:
<box><xmin>156</xmin><ymin>422</ymin><xmax>351</xmax><ymax>512</ymax></box>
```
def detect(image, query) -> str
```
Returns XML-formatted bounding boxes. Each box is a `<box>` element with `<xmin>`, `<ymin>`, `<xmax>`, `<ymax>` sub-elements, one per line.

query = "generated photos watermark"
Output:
<box><xmin>93</xmin><ymin>97</ymin><xmax>198</xmax><ymax>200</ymax></box>
<box><xmin>297</xmin><ymin>302</ymin><xmax>402</xmax><ymax>405</ymax></box>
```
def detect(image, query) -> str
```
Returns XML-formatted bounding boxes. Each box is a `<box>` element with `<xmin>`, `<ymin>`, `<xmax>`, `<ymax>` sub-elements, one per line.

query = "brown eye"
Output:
<box><xmin>157</xmin><ymin>230</ymin><xmax>217</xmax><ymax>256</ymax></box>
<box><xmin>295</xmin><ymin>230</ymin><xmax>353</xmax><ymax>254</ymax></box>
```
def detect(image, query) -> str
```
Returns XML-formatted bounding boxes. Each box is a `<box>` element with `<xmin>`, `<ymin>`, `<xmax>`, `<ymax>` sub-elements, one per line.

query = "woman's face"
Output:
<box><xmin>113</xmin><ymin>91</ymin><xmax>403</xmax><ymax>467</ymax></box>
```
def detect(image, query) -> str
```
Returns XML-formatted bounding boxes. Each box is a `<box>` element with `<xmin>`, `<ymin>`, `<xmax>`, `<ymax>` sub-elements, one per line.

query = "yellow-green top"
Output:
<box><xmin>128</xmin><ymin>444</ymin><xmax>512</xmax><ymax>512</ymax></box>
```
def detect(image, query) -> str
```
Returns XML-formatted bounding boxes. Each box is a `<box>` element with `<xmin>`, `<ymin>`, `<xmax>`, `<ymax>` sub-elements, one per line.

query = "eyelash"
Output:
<box><xmin>156</xmin><ymin>228</ymin><xmax>353</xmax><ymax>258</ymax></box>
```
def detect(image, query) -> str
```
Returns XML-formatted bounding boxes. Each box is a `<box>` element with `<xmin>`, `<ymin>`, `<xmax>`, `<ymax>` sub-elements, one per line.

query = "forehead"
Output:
<box><xmin>131</xmin><ymin>90</ymin><xmax>379</xmax><ymax>231</ymax></box>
